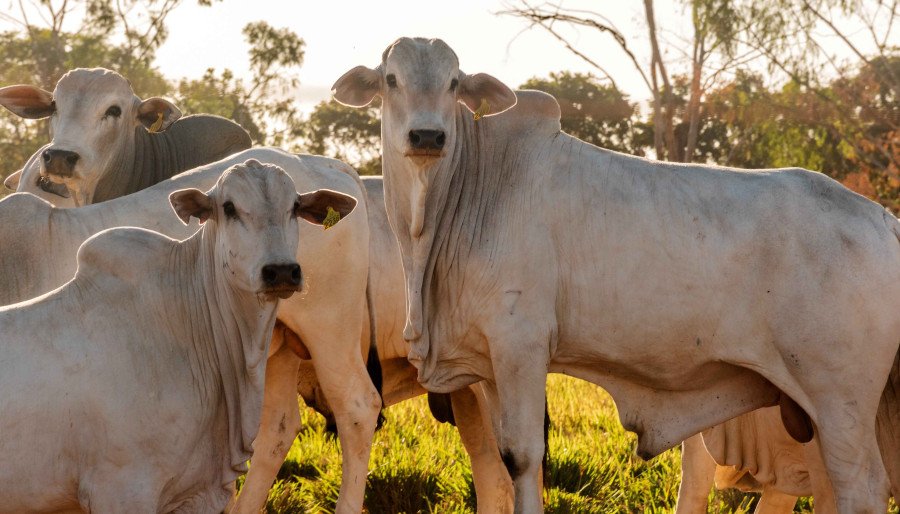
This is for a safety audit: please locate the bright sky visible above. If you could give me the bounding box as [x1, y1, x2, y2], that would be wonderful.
[153, 0, 684, 111]
[3, 0, 888, 112]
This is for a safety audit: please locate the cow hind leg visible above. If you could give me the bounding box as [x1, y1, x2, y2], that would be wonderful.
[452, 385, 514, 513]
[228, 336, 303, 514]
[674, 434, 716, 514]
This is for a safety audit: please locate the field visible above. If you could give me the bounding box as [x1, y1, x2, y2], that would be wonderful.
[246, 374, 900, 514]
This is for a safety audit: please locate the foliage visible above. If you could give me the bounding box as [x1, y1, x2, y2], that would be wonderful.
[297, 99, 382, 175]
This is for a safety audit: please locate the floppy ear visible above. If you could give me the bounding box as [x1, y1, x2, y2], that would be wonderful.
[137, 97, 182, 132]
[295, 189, 358, 226]
[3, 169, 22, 191]
[458, 73, 517, 118]
[169, 188, 212, 225]
[332, 66, 382, 107]
[0, 85, 55, 119]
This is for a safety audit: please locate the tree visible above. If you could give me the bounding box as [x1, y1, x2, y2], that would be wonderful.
[519, 72, 642, 154]
[500, 0, 754, 163]
[297, 99, 382, 175]
[175, 21, 306, 145]
[0, 0, 215, 183]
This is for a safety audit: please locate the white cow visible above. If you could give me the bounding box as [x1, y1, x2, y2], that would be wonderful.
[0, 67, 251, 205]
[0, 159, 357, 512]
[230, 175, 516, 514]
[0, 147, 382, 513]
[334, 37, 900, 512]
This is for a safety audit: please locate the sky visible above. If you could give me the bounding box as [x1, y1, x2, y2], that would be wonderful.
[152, 0, 683, 111]
[3, 0, 890, 112]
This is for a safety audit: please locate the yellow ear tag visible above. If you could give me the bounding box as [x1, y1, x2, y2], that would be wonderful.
[149, 112, 164, 133]
[322, 206, 341, 230]
[473, 98, 491, 121]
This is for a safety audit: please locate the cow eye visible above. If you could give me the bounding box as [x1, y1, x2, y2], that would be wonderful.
[223, 201, 238, 219]
[449, 78, 459, 92]
[104, 105, 121, 118]
[386, 74, 397, 89]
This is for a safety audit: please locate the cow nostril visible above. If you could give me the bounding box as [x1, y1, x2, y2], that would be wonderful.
[65, 154, 79, 166]
[261, 266, 277, 286]
[42, 151, 51, 163]
[409, 131, 421, 146]
[291, 265, 301, 285]
[435, 132, 446, 148]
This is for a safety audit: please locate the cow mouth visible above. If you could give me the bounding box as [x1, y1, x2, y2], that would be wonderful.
[258, 286, 300, 301]
[36, 175, 71, 198]
[404, 149, 444, 158]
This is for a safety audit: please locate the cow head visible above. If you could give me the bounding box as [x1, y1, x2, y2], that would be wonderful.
[0, 68, 182, 205]
[168, 159, 357, 301]
[332, 37, 516, 169]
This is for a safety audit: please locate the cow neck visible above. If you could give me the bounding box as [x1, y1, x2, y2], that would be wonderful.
[92, 116, 251, 204]
[384, 106, 511, 380]
[92, 126, 170, 204]
[166, 225, 278, 488]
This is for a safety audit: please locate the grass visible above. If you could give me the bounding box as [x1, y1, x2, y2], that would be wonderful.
[254, 375, 899, 513]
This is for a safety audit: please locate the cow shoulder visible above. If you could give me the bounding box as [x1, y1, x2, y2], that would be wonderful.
[75, 227, 178, 286]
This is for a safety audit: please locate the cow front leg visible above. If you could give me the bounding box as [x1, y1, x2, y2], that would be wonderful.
[306, 323, 381, 514]
[814, 401, 891, 513]
[674, 434, 716, 514]
[481, 338, 549, 514]
[228, 334, 303, 514]
[754, 487, 797, 514]
[452, 384, 514, 513]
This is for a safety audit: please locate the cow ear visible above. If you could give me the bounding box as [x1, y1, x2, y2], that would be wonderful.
[169, 188, 212, 225]
[137, 97, 182, 132]
[295, 189, 358, 227]
[0, 85, 55, 119]
[332, 66, 382, 107]
[458, 73, 517, 118]
[4, 169, 22, 191]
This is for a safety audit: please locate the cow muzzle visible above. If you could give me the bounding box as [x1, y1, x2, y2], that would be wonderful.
[41, 149, 80, 178]
[405, 129, 446, 160]
[259, 263, 302, 300]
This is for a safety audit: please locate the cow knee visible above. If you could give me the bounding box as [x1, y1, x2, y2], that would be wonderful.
[500, 449, 528, 480]
[500, 441, 543, 481]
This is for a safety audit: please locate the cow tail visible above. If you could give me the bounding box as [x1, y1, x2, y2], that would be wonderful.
[878, 213, 900, 498]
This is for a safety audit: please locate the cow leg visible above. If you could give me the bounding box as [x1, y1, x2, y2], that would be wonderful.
[753, 488, 797, 514]
[452, 384, 514, 513]
[480, 343, 548, 514]
[228, 335, 303, 514]
[813, 403, 891, 513]
[804, 439, 838, 514]
[304, 324, 381, 514]
[674, 434, 716, 514]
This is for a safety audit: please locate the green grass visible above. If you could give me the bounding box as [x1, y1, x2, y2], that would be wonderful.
[255, 375, 898, 513]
